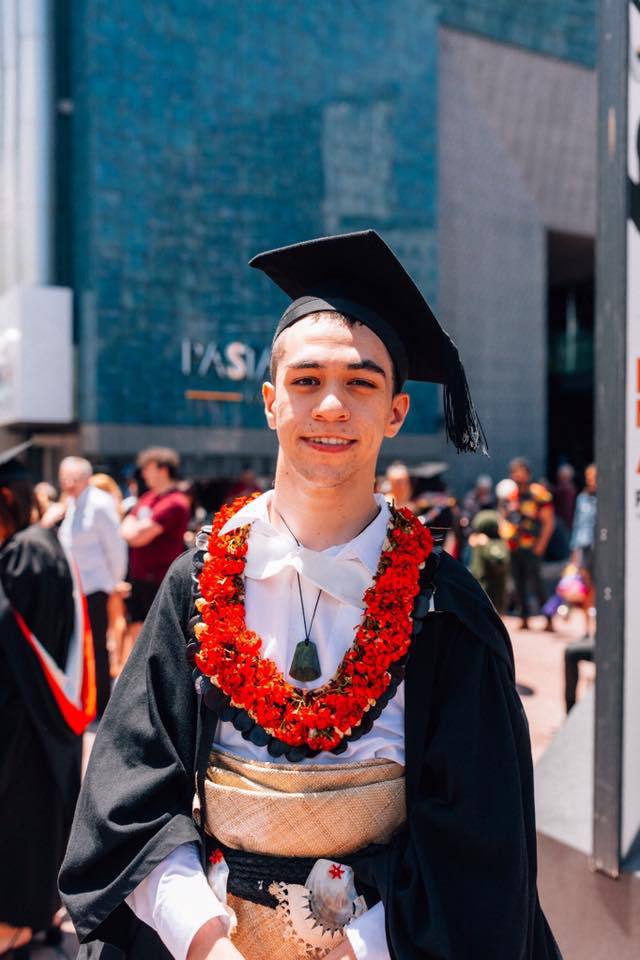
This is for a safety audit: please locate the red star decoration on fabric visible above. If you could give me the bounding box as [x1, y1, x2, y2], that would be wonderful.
[209, 848, 224, 865]
[329, 863, 345, 880]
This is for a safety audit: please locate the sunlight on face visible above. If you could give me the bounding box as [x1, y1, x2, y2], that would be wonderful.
[59, 466, 89, 499]
[262, 313, 410, 489]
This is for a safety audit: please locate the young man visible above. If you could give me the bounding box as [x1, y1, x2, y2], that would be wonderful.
[120, 447, 191, 658]
[61, 232, 561, 960]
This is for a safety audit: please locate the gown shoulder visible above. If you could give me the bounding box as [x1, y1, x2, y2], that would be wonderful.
[432, 549, 515, 676]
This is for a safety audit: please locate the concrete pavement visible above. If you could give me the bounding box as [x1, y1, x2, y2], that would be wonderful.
[507, 610, 595, 761]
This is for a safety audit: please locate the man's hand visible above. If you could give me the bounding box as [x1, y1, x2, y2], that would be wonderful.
[186, 917, 245, 960]
[323, 940, 357, 960]
[40, 501, 66, 528]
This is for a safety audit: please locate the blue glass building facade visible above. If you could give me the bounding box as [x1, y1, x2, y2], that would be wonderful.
[60, 0, 597, 476]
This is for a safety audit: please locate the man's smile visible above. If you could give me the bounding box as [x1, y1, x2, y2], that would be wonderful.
[301, 435, 357, 452]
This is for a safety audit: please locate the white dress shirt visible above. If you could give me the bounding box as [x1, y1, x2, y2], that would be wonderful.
[58, 485, 127, 595]
[127, 491, 400, 960]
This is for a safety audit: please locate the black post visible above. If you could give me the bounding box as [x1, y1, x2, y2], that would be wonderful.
[592, 0, 628, 878]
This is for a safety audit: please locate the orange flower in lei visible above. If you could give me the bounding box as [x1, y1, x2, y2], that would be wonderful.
[195, 494, 433, 753]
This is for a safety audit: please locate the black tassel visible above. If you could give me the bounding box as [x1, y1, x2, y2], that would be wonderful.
[443, 349, 488, 454]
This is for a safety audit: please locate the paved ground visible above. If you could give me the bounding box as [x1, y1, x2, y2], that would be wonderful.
[507, 610, 595, 761]
[29, 607, 594, 958]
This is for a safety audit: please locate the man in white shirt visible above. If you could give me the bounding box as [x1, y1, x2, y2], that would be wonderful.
[58, 457, 127, 717]
[61, 232, 561, 960]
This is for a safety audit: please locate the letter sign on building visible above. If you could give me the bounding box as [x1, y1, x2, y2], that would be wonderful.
[181, 338, 270, 388]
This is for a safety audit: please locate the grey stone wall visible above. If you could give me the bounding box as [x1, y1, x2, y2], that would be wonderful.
[437, 27, 596, 494]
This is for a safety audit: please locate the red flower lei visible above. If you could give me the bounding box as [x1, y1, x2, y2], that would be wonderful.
[195, 495, 433, 753]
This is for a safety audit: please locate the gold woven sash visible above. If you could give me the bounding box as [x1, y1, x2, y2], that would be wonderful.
[194, 750, 406, 960]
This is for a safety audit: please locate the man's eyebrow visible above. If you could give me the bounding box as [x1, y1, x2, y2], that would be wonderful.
[285, 360, 324, 370]
[347, 360, 387, 378]
[285, 359, 387, 378]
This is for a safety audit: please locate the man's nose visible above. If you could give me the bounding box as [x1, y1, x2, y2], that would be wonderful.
[312, 388, 349, 419]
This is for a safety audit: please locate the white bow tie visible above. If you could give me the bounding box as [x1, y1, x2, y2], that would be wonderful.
[243, 522, 374, 609]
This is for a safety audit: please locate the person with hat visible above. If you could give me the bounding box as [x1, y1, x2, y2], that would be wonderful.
[468, 509, 511, 615]
[0, 444, 94, 956]
[60, 231, 561, 960]
[459, 474, 497, 556]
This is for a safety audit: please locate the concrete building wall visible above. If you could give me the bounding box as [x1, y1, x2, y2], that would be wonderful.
[437, 27, 597, 492]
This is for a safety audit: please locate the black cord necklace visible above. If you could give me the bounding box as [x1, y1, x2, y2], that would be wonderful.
[275, 509, 323, 682]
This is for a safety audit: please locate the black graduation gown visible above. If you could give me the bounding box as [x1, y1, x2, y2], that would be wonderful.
[0, 524, 81, 930]
[59, 549, 561, 960]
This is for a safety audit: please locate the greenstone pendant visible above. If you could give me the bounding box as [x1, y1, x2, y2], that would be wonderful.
[288, 639, 322, 682]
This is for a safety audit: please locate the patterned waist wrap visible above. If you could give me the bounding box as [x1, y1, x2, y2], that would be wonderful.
[193, 749, 406, 960]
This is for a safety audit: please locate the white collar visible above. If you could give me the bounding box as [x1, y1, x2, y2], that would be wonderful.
[70, 486, 91, 507]
[220, 490, 390, 576]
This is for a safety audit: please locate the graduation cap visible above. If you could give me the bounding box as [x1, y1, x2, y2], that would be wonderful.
[249, 230, 487, 454]
[0, 440, 33, 484]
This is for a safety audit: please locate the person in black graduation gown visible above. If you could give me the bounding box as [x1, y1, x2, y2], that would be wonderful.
[0, 447, 82, 956]
[60, 231, 561, 960]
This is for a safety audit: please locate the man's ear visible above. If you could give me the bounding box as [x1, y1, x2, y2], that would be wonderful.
[262, 381, 277, 431]
[384, 392, 410, 438]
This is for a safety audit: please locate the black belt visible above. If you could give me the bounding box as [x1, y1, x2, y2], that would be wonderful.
[217, 843, 378, 910]
[221, 845, 316, 908]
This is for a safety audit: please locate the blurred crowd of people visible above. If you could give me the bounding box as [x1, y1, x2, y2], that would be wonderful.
[379, 458, 596, 621]
[28, 449, 262, 721]
[379, 456, 598, 716]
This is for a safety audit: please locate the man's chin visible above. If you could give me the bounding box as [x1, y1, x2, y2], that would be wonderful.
[291, 460, 361, 490]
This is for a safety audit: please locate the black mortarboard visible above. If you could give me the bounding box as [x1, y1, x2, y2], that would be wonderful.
[0, 441, 33, 484]
[249, 230, 487, 453]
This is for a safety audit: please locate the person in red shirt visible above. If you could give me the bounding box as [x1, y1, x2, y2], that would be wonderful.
[121, 448, 190, 660]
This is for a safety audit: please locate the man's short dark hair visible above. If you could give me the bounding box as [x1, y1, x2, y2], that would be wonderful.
[137, 447, 180, 479]
[509, 457, 531, 476]
[269, 312, 402, 395]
